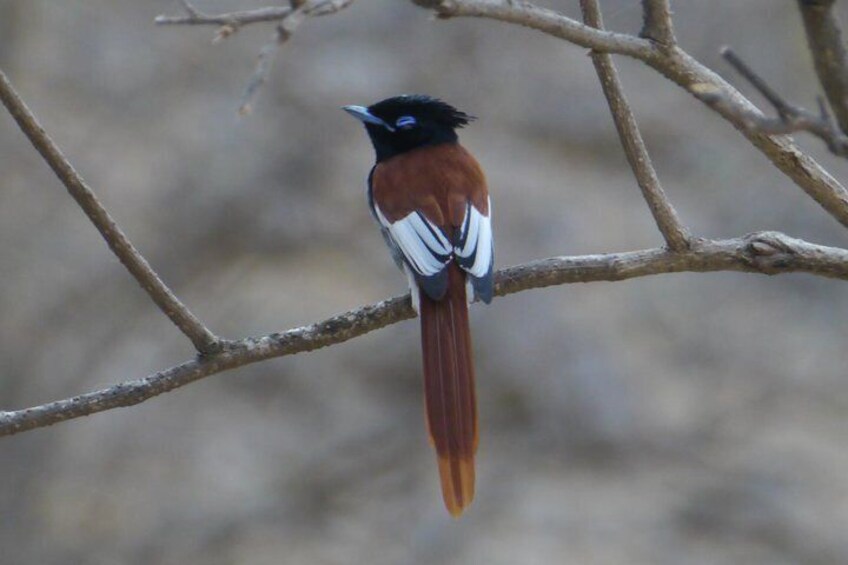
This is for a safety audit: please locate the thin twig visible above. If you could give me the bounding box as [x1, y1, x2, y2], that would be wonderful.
[179, 0, 201, 18]
[155, 5, 294, 26]
[238, 23, 297, 116]
[721, 48, 793, 114]
[155, 0, 353, 26]
[797, 0, 848, 134]
[156, 0, 355, 114]
[640, 0, 676, 47]
[580, 0, 690, 251]
[306, 0, 356, 17]
[2, 231, 847, 437]
[0, 70, 222, 354]
[699, 47, 848, 156]
[415, 0, 848, 230]
[237, 0, 345, 115]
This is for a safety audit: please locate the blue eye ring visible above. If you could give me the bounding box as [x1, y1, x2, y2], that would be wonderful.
[396, 115, 417, 129]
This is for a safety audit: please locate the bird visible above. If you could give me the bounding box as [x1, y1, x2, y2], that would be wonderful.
[344, 95, 493, 517]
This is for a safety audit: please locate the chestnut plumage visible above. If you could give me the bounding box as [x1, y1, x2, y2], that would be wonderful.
[345, 95, 493, 517]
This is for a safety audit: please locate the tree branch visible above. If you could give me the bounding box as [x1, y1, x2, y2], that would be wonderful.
[797, 0, 848, 134]
[155, 4, 294, 27]
[0, 69, 222, 354]
[238, 16, 304, 116]
[414, 0, 657, 59]
[580, 0, 690, 251]
[414, 0, 848, 231]
[154, 0, 355, 28]
[3, 231, 848, 437]
[156, 0, 355, 113]
[640, 0, 676, 47]
[697, 47, 848, 157]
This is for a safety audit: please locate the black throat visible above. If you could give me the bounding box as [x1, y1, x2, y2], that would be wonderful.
[367, 124, 459, 163]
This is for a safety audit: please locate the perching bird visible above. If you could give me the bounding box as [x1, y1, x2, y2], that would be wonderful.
[344, 95, 493, 517]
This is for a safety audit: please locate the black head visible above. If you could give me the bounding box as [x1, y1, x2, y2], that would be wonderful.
[344, 95, 475, 162]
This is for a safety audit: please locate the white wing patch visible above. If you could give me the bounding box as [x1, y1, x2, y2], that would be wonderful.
[455, 198, 492, 279]
[373, 198, 492, 306]
[374, 206, 451, 277]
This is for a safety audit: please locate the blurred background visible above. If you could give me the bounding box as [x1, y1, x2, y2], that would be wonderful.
[3, 1, 848, 563]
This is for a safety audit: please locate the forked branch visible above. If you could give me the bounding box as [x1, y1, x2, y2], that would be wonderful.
[3, 230, 848, 437]
[702, 47, 848, 157]
[155, 0, 355, 113]
[158, 2, 848, 229]
[640, 0, 676, 47]
[580, 0, 690, 251]
[155, 3, 294, 27]
[413, 0, 848, 230]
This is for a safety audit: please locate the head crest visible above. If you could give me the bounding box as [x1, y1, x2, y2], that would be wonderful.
[368, 95, 475, 129]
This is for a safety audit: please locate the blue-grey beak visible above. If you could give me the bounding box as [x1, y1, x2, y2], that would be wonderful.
[343, 105, 395, 131]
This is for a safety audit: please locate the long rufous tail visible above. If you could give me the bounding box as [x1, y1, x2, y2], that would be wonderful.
[419, 263, 478, 517]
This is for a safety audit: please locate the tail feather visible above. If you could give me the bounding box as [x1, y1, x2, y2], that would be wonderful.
[420, 264, 478, 517]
